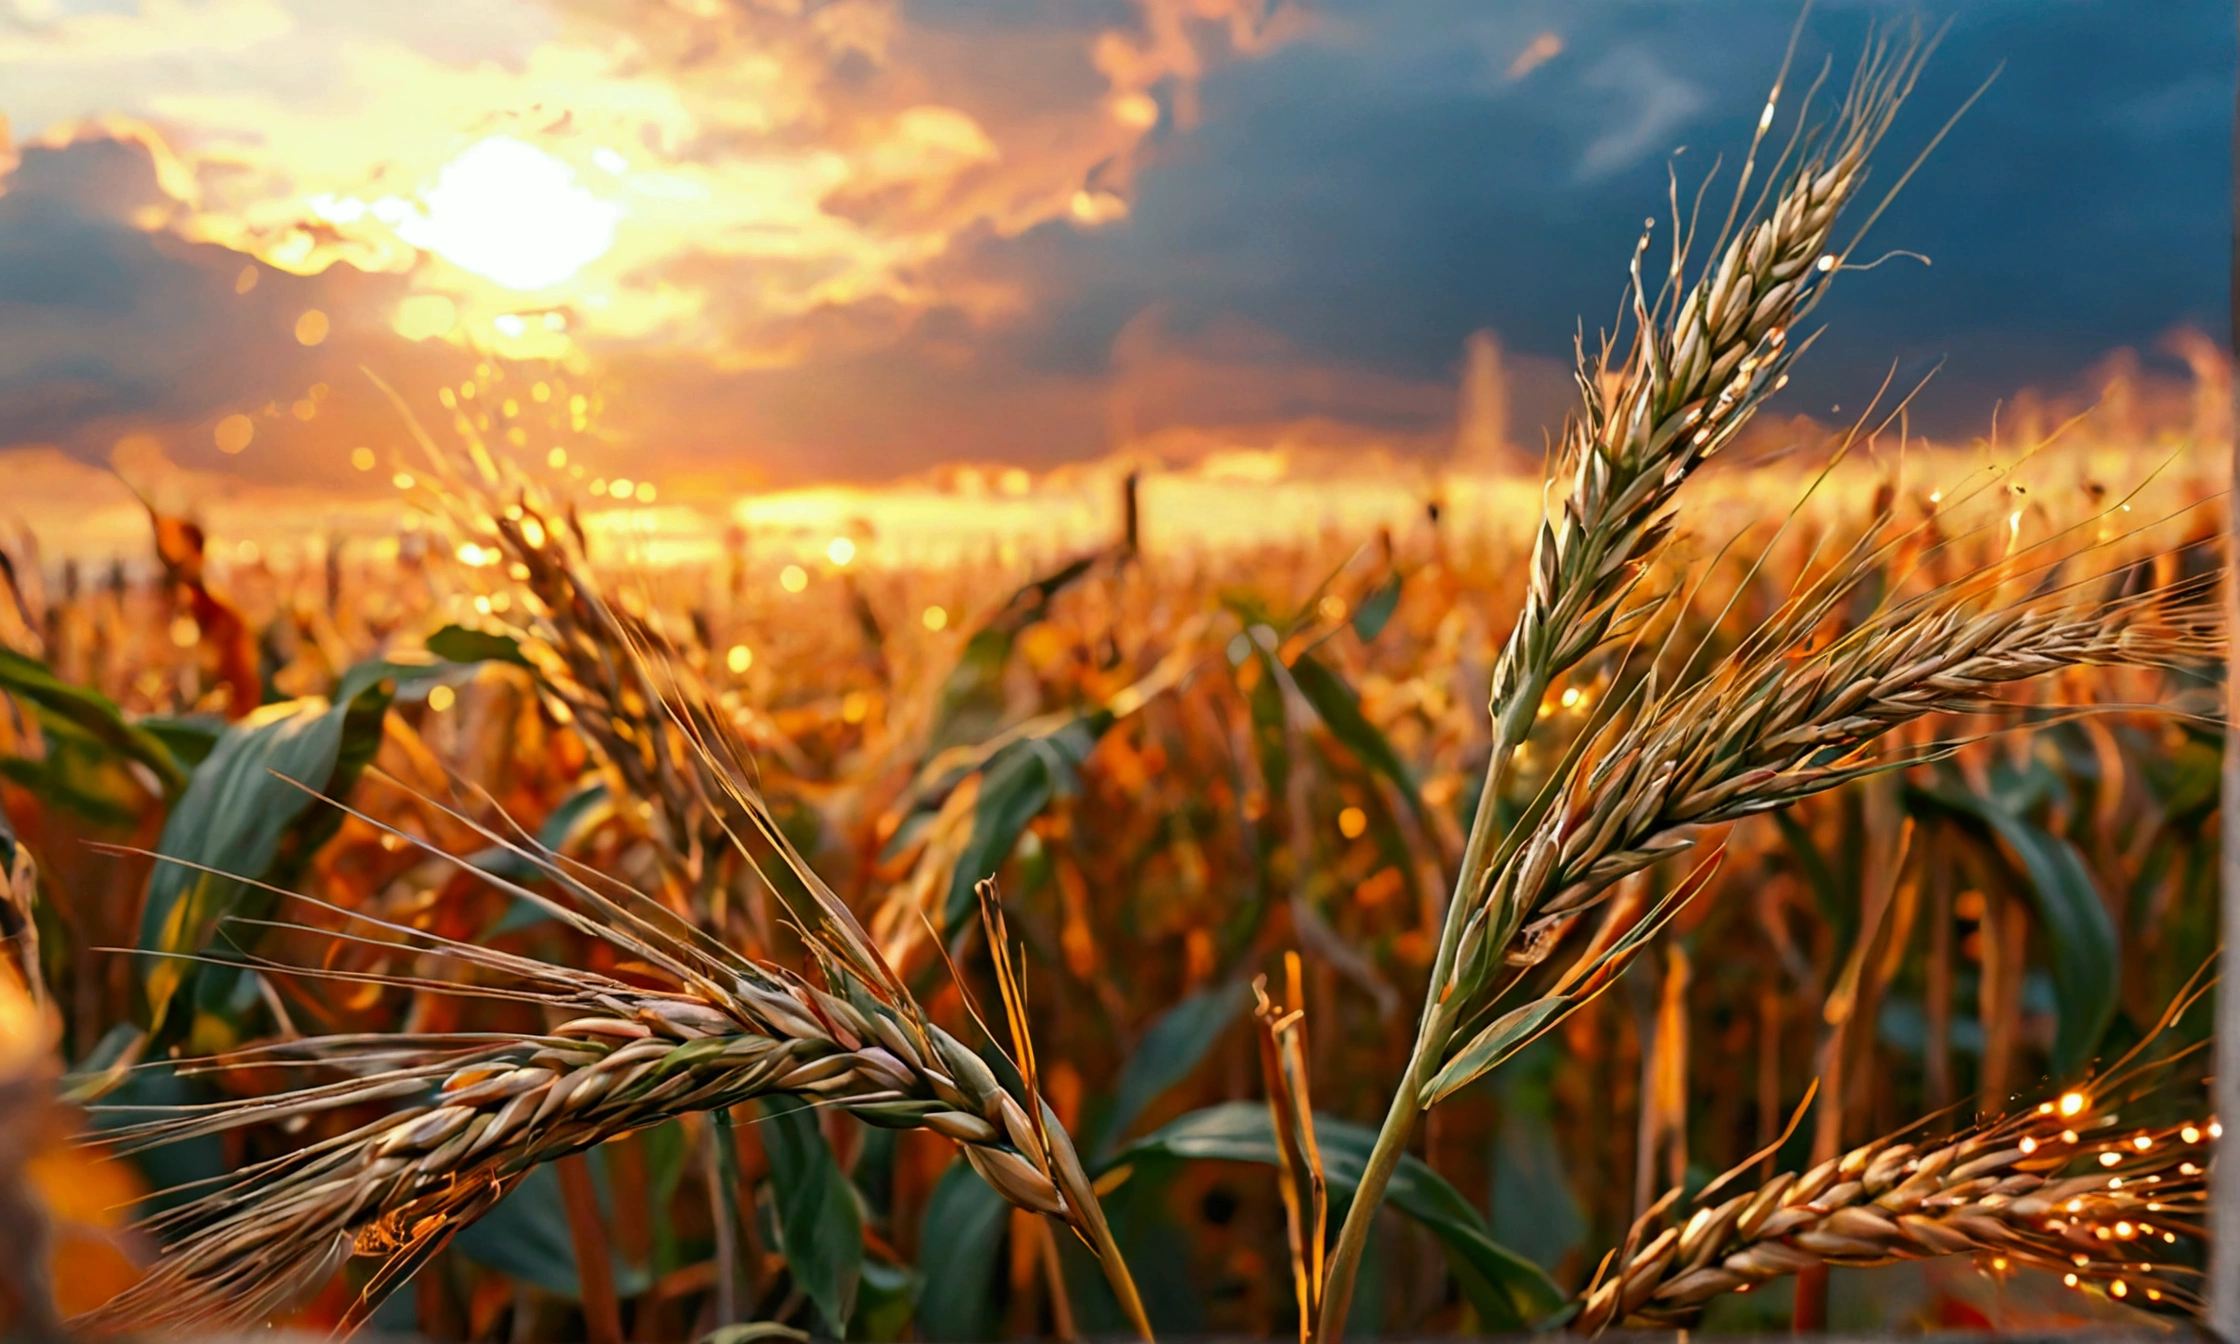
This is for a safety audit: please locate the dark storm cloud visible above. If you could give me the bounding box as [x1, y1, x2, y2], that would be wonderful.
[0, 136, 466, 483]
[966, 0, 2233, 441]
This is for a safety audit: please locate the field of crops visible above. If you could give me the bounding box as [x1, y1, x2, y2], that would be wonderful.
[0, 34, 2227, 1344]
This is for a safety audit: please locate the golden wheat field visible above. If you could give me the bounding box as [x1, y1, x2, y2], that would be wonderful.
[0, 9, 2233, 1343]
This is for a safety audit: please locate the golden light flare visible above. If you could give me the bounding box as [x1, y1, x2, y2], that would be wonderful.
[213, 414, 254, 455]
[393, 294, 457, 342]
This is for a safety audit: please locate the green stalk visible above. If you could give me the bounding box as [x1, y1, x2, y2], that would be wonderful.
[709, 1107, 744, 1327]
[1315, 996, 1456, 1344]
[1315, 678, 1530, 1344]
[1312, 34, 1926, 1337]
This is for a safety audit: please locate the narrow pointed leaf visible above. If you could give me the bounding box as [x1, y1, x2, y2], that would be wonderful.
[138, 667, 394, 1041]
[1421, 998, 1570, 1107]
[1350, 573, 1403, 644]
[1093, 979, 1253, 1158]
[0, 646, 185, 795]
[1288, 652, 1421, 813]
[913, 1161, 1007, 1342]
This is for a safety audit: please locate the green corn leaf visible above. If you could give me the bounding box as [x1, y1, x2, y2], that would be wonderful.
[0, 723, 147, 829]
[0, 646, 186, 796]
[139, 714, 227, 771]
[138, 666, 394, 1044]
[1106, 1102, 1562, 1329]
[1092, 978, 1253, 1158]
[942, 713, 1109, 932]
[913, 1161, 1007, 1342]
[1350, 572, 1403, 643]
[1288, 650, 1421, 814]
[425, 622, 536, 669]
[927, 554, 1100, 752]
[761, 1096, 864, 1337]
[453, 1163, 581, 1296]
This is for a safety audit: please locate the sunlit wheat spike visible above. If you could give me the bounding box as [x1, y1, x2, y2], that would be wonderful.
[72, 607, 1151, 1333]
[1480, 31, 1929, 770]
[73, 841, 1146, 1336]
[1417, 550, 2220, 1104]
[1574, 1081, 2216, 1331]
[1321, 36, 1965, 1342]
[1489, 574, 2217, 953]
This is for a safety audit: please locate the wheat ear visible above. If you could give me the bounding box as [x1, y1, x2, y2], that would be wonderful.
[1318, 36, 1936, 1339]
[1576, 1076, 2217, 1330]
[77, 597, 1153, 1337]
[75, 814, 1147, 1335]
[1417, 552, 2217, 1105]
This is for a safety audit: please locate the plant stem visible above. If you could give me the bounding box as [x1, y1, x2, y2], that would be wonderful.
[1315, 995, 1457, 1344]
[707, 1109, 743, 1328]
[1083, 1206, 1156, 1341]
[1316, 668, 1535, 1344]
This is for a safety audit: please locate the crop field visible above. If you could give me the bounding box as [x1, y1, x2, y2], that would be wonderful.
[0, 19, 2229, 1344]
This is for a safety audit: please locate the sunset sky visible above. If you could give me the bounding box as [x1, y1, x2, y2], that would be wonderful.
[0, 0, 2228, 505]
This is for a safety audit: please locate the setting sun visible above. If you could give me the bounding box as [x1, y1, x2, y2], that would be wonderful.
[379, 136, 621, 292]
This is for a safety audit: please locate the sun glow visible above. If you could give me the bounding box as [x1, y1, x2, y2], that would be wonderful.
[367, 137, 621, 292]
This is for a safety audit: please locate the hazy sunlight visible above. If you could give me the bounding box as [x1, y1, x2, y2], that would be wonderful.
[383, 136, 621, 291]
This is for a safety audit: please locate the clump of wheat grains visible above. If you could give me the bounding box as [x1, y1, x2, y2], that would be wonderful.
[78, 699, 1150, 1336]
[1576, 1080, 2216, 1329]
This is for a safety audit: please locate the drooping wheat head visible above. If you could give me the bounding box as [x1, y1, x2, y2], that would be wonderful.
[1575, 1063, 2218, 1330]
[75, 514, 1152, 1335]
[76, 793, 1148, 1335]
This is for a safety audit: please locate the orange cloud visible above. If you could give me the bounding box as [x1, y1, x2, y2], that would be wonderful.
[1504, 32, 1563, 81]
[3, 0, 1299, 366]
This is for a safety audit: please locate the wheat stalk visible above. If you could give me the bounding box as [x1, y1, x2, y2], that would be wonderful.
[1575, 1078, 2217, 1330]
[371, 373, 743, 915]
[1414, 550, 2217, 1104]
[75, 810, 1148, 1335]
[77, 427, 1153, 1334]
[1253, 953, 1327, 1344]
[1318, 34, 1943, 1337]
